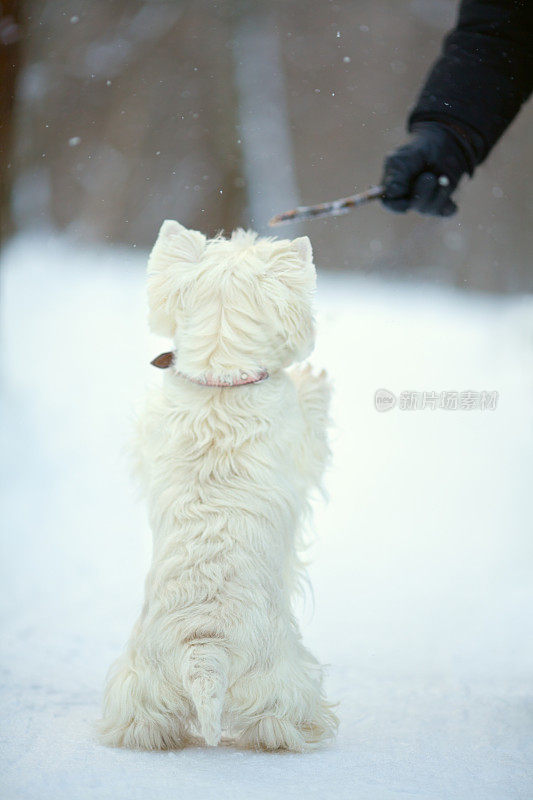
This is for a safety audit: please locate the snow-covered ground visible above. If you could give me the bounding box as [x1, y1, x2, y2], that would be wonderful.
[1, 232, 532, 800]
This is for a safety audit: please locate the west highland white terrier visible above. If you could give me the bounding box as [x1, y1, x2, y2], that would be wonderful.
[99, 221, 337, 751]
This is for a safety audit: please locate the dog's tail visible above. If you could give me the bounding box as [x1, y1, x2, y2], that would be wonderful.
[182, 640, 228, 746]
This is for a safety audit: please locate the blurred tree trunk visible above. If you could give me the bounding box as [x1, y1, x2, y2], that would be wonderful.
[0, 0, 21, 242]
[233, 7, 299, 234]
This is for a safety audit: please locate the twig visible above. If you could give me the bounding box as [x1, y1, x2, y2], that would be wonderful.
[269, 185, 385, 226]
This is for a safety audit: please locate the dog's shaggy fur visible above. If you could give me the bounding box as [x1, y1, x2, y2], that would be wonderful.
[99, 221, 337, 752]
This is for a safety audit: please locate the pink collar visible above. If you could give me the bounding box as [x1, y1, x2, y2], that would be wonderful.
[150, 351, 269, 387]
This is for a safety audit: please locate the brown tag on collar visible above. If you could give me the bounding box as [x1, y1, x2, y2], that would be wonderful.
[151, 351, 174, 369]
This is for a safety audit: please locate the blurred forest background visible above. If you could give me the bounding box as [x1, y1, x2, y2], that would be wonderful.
[1, 0, 532, 292]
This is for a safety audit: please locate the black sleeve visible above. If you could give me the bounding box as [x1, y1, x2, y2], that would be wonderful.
[408, 0, 533, 164]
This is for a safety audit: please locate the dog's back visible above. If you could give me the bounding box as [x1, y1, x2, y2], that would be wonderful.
[139, 373, 309, 741]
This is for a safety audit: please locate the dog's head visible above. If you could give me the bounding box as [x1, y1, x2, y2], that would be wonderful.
[147, 220, 317, 378]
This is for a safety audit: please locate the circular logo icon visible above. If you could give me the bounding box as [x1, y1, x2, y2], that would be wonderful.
[374, 388, 396, 412]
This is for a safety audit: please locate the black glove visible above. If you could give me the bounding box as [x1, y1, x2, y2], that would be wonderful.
[381, 121, 476, 217]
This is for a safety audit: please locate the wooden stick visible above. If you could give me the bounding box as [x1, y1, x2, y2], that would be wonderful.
[269, 185, 385, 226]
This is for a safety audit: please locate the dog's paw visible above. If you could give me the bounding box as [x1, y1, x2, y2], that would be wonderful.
[98, 715, 186, 751]
[290, 364, 330, 396]
[237, 716, 307, 752]
[292, 367, 332, 424]
[307, 368, 330, 401]
[235, 701, 338, 753]
[288, 362, 312, 386]
[300, 701, 339, 746]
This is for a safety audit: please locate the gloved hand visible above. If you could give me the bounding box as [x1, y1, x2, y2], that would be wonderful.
[381, 121, 474, 216]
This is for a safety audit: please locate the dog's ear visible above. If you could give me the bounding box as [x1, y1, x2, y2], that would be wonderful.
[291, 236, 313, 267]
[147, 220, 206, 337]
[274, 235, 316, 293]
[266, 235, 316, 363]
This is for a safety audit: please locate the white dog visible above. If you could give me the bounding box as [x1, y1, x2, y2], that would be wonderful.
[99, 221, 337, 752]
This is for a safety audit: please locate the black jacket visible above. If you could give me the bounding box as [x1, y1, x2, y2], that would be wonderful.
[409, 0, 533, 167]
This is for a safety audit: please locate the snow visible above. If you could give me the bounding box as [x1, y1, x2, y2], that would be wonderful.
[1, 232, 532, 800]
